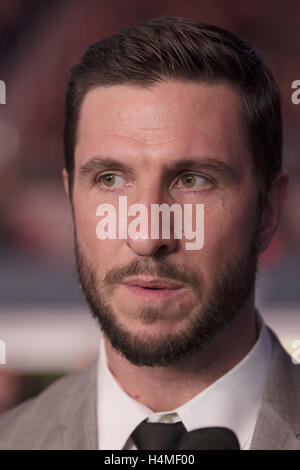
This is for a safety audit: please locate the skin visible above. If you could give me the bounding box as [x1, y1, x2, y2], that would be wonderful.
[63, 80, 288, 411]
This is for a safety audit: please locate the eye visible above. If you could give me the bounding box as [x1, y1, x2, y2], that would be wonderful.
[177, 174, 211, 190]
[96, 173, 126, 189]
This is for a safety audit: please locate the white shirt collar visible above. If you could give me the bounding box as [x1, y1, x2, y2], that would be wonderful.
[97, 308, 272, 450]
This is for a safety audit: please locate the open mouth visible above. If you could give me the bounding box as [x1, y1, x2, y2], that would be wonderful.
[121, 277, 184, 299]
[124, 284, 183, 299]
[143, 287, 164, 290]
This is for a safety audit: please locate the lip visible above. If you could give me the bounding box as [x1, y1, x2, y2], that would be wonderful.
[123, 278, 183, 289]
[122, 278, 184, 300]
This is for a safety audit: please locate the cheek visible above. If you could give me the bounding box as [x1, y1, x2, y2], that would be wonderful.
[195, 196, 256, 279]
[74, 199, 98, 245]
[74, 199, 118, 269]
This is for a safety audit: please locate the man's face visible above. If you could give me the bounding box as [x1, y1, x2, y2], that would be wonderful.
[69, 80, 261, 367]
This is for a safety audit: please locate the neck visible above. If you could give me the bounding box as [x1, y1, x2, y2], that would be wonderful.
[103, 300, 258, 412]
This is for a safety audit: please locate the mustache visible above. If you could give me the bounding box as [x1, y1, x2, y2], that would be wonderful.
[102, 257, 202, 294]
[73, 237, 203, 297]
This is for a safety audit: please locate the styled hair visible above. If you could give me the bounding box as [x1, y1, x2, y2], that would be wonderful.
[64, 16, 282, 206]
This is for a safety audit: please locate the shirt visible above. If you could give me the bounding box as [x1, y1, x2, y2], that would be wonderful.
[97, 308, 272, 450]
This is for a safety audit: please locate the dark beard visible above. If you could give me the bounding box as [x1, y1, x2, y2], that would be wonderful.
[73, 211, 261, 367]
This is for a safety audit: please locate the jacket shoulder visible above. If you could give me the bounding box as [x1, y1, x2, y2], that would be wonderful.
[250, 326, 300, 449]
[0, 361, 96, 449]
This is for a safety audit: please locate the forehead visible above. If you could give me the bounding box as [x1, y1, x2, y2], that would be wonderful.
[75, 80, 249, 169]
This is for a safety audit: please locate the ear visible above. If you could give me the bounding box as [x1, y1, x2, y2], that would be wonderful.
[258, 169, 289, 253]
[62, 168, 69, 198]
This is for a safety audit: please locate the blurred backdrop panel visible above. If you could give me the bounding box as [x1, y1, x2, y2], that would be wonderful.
[0, 0, 299, 412]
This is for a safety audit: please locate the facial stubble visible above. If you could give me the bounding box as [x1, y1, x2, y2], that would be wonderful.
[73, 204, 261, 367]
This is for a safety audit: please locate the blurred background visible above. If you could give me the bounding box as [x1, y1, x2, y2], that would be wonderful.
[0, 0, 299, 413]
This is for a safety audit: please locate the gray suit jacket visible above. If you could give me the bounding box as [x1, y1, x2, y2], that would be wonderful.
[0, 326, 299, 450]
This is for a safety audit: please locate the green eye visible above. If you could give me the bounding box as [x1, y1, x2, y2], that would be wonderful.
[102, 174, 115, 186]
[181, 175, 196, 188]
[97, 173, 125, 189]
[179, 174, 209, 189]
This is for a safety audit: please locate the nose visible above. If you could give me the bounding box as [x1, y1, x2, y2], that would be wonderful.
[124, 188, 179, 257]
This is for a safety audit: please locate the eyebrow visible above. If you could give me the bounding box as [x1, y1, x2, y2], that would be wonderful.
[78, 156, 241, 183]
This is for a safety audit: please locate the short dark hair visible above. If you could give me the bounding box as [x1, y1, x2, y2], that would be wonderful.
[64, 16, 282, 206]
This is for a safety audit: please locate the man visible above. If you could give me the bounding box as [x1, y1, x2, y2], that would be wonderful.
[0, 16, 299, 450]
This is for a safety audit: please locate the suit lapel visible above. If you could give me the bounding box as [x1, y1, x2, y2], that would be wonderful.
[54, 326, 300, 450]
[250, 401, 300, 449]
[60, 357, 99, 450]
[250, 327, 300, 450]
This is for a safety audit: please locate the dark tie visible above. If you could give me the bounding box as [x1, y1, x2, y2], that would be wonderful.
[131, 418, 187, 450]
